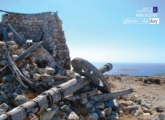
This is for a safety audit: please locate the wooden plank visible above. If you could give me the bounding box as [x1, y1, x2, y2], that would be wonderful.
[5, 51, 28, 88]
[1, 27, 7, 42]
[5, 52, 38, 91]
[0, 41, 43, 77]
[6, 23, 26, 45]
[89, 88, 133, 102]
[66, 88, 98, 101]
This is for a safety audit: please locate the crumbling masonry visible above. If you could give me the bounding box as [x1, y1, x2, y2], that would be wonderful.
[2, 11, 70, 70]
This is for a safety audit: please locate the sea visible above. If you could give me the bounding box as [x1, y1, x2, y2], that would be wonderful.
[92, 63, 165, 76]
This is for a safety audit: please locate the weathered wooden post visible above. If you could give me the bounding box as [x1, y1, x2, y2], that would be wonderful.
[6, 23, 26, 45]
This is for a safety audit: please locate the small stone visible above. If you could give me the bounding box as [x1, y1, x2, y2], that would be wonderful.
[80, 97, 88, 104]
[13, 95, 26, 106]
[0, 109, 4, 114]
[103, 108, 112, 117]
[40, 74, 52, 81]
[33, 73, 41, 81]
[40, 108, 59, 120]
[108, 111, 119, 120]
[60, 105, 71, 113]
[135, 98, 142, 104]
[127, 105, 139, 111]
[130, 94, 139, 101]
[118, 104, 124, 116]
[85, 102, 94, 110]
[55, 110, 66, 119]
[108, 99, 118, 110]
[6, 41, 16, 45]
[9, 44, 18, 51]
[0, 103, 9, 112]
[45, 67, 56, 75]
[28, 114, 38, 120]
[95, 102, 105, 110]
[142, 107, 152, 114]
[96, 110, 105, 119]
[131, 109, 139, 116]
[0, 92, 8, 101]
[155, 106, 164, 112]
[121, 95, 129, 100]
[158, 113, 165, 120]
[141, 103, 152, 109]
[0, 41, 5, 46]
[121, 101, 133, 106]
[12, 54, 18, 60]
[89, 112, 98, 120]
[143, 113, 150, 116]
[67, 111, 79, 120]
[0, 60, 8, 66]
[2, 74, 13, 83]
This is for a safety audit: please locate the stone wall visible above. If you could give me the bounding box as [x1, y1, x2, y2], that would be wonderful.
[2, 12, 70, 69]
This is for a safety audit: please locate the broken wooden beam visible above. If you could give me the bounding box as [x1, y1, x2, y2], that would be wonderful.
[0, 41, 43, 77]
[6, 23, 26, 45]
[5, 52, 38, 92]
[1, 27, 7, 42]
[66, 88, 98, 101]
[89, 88, 133, 102]
[5, 51, 28, 88]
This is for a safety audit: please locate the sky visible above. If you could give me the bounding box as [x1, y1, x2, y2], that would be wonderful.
[0, 0, 165, 63]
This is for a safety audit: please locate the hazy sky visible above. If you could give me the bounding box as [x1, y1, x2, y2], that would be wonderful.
[0, 0, 164, 63]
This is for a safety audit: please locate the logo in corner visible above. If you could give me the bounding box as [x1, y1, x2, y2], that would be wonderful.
[153, 7, 158, 13]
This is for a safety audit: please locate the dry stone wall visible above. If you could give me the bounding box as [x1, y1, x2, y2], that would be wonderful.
[2, 12, 70, 70]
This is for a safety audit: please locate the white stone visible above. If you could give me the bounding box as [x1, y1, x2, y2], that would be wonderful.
[12, 54, 18, 60]
[33, 73, 41, 81]
[0, 41, 5, 46]
[45, 67, 56, 75]
[67, 111, 79, 120]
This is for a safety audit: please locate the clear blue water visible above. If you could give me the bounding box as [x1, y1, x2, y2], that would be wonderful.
[92, 62, 165, 76]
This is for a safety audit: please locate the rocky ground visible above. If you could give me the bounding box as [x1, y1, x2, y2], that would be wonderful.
[106, 75, 165, 120]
